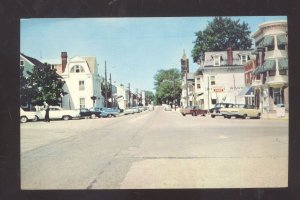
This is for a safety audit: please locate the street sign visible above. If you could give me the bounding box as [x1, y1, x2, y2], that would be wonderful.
[213, 87, 224, 93]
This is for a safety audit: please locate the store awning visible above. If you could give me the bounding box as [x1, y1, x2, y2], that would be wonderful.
[253, 66, 263, 75]
[262, 60, 276, 72]
[277, 34, 288, 46]
[237, 86, 254, 97]
[278, 58, 288, 70]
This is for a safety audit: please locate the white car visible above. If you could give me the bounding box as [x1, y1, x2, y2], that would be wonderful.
[20, 108, 38, 123]
[36, 106, 80, 121]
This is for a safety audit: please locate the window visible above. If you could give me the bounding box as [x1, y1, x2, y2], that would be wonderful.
[197, 84, 201, 89]
[20, 60, 24, 66]
[80, 98, 85, 109]
[279, 69, 287, 75]
[269, 70, 276, 76]
[241, 55, 248, 65]
[210, 76, 215, 85]
[79, 81, 85, 91]
[211, 99, 217, 104]
[70, 65, 85, 73]
[214, 55, 220, 66]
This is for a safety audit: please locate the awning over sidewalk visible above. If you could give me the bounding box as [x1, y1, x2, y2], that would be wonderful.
[262, 60, 276, 72]
[238, 86, 254, 97]
[278, 58, 288, 70]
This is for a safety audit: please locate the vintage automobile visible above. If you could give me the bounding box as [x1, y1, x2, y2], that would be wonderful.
[124, 108, 135, 115]
[220, 104, 261, 119]
[36, 106, 81, 121]
[79, 108, 101, 119]
[180, 106, 207, 116]
[20, 108, 38, 123]
[209, 103, 235, 118]
[100, 108, 120, 118]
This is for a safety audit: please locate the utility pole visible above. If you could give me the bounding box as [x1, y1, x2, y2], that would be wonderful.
[185, 72, 188, 107]
[128, 83, 131, 107]
[110, 73, 112, 108]
[208, 76, 210, 110]
[173, 76, 176, 110]
[233, 74, 237, 104]
[105, 61, 108, 108]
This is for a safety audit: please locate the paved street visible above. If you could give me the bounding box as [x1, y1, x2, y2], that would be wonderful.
[21, 106, 288, 189]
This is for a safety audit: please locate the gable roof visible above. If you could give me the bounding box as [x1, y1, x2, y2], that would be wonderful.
[20, 53, 45, 68]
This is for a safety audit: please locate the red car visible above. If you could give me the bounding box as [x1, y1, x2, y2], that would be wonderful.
[180, 106, 208, 116]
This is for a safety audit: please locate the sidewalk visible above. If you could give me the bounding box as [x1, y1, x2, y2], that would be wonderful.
[261, 111, 289, 120]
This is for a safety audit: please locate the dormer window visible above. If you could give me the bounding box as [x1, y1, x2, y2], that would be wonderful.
[241, 54, 248, 65]
[214, 55, 220, 66]
[70, 65, 85, 73]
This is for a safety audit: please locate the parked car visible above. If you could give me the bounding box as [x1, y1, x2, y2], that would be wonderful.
[124, 108, 134, 115]
[36, 106, 80, 121]
[20, 108, 38, 123]
[100, 108, 120, 118]
[221, 104, 261, 119]
[209, 103, 235, 118]
[180, 106, 207, 116]
[79, 108, 101, 119]
[89, 107, 104, 118]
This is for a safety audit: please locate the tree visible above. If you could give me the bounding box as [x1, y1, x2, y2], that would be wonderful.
[144, 90, 155, 105]
[26, 63, 66, 106]
[154, 68, 182, 105]
[191, 17, 252, 63]
[101, 77, 112, 107]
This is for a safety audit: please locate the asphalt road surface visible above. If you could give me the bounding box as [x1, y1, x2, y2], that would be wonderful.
[21, 106, 288, 189]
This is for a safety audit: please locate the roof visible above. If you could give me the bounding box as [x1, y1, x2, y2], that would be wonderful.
[203, 50, 255, 67]
[20, 53, 44, 68]
[82, 56, 97, 74]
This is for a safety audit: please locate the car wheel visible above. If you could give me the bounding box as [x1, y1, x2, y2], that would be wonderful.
[20, 116, 28, 123]
[108, 114, 112, 118]
[91, 114, 96, 119]
[182, 113, 186, 116]
[211, 115, 215, 118]
[242, 114, 247, 119]
[257, 113, 261, 119]
[63, 115, 70, 120]
[227, 115, 231, 119]
[32, 116, 38, 122]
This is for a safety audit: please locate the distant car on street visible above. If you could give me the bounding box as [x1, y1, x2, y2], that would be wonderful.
[124, 108, 135, 115]
[220, 104, 261, 119]
[209, 103, 235, 118]
[36, 106, 80, 121]
[180, 106, 207, 116]
[20, 108, 38, 123]
[164, 105, 172, 111]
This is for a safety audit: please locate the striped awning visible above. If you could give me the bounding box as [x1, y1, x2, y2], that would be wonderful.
[262, 60, 276, 72]
[278, 58, 288, 70]
[277, 34, 288, 46]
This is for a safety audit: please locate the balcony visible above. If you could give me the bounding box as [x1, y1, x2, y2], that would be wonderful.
[265, 75, 288, 87]
[252, 79, 263, 88]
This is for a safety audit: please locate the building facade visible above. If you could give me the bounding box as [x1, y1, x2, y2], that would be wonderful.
[251, 20, 288, 112]
[60, 52, 103, 110]
[194, 48, 255, 109]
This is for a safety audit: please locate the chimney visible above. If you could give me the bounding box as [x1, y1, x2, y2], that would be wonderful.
[227, 47, 233, 65]
[61, 52, 68, 73]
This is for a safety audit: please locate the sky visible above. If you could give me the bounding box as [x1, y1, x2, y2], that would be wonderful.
[20, 16, 287, 92]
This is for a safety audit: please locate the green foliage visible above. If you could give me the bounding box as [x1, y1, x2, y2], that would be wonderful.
[153, 68, 182, 104]
[101, 77, 112, 107]
[25, 63, 66, 106]
[144, 90, 155, 105]
[191, 17, 252, 62]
